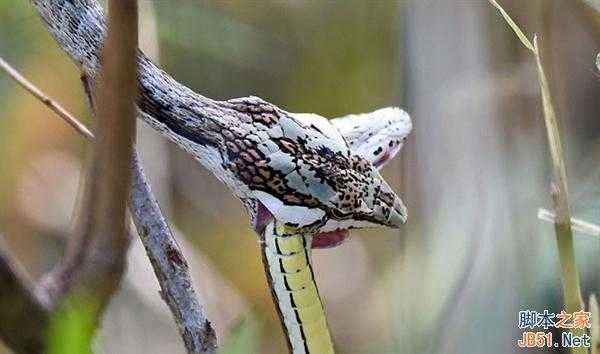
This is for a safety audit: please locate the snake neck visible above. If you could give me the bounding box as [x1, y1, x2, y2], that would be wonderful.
[260, 221, 335, 354]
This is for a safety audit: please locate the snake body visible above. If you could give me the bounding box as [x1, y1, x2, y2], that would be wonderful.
[262, 222, 333, 354]
[31, 1, 412, 353]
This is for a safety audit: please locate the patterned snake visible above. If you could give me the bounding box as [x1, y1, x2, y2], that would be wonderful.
[31, 1, 412, 353]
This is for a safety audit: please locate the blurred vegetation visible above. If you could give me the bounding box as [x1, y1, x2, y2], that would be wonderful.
[46, 298, 96, 354]
[1, 1, 599, 354]
[217, 315, 262, 354]
[490, 2, 588, 352]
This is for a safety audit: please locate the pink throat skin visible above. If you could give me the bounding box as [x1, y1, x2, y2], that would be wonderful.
[311, 230, 349, 248]
[254, 202, 350, 249]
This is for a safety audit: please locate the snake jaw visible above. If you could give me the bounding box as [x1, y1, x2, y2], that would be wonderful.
[251, 200, 348, 249]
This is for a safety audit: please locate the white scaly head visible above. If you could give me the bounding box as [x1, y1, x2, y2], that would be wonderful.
[293, 107, 412, 170]
[285, 107, 412, 247]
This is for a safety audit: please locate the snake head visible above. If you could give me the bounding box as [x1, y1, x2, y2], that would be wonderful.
[233, 102, 411, 248]
[329, 107, 412, 168]
[252, 150, 407, 247]
[303, 152, 407, 248]
[317, 153, 407, 229]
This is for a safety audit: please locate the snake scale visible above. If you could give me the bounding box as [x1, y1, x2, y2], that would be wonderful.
[31, 1, 412, 353]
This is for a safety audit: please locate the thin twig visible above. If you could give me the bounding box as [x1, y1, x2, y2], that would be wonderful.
[0, 57, 94, 140]
[538, 208, 600, 237]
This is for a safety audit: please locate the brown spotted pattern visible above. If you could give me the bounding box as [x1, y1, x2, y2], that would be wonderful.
[216, 97, 405, 231]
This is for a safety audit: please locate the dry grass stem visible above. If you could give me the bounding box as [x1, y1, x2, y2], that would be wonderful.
[538, 208, 600, 237]
[488, 2, 587, 353]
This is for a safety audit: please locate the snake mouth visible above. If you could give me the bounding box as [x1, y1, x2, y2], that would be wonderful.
[311, 229, 350, 249]
[373, 151, 391, 168]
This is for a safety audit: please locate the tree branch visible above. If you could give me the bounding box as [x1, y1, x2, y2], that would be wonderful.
[1, 52, 217, 354]
[129, 154, 217, 354]
[30, 0, 288, 176]
[42, 0, 138, 312]
[83, 63, 217, 354]
[0, 1, 138, 352]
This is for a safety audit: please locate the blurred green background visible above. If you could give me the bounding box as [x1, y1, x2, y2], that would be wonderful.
[0, 1, 599, 353]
